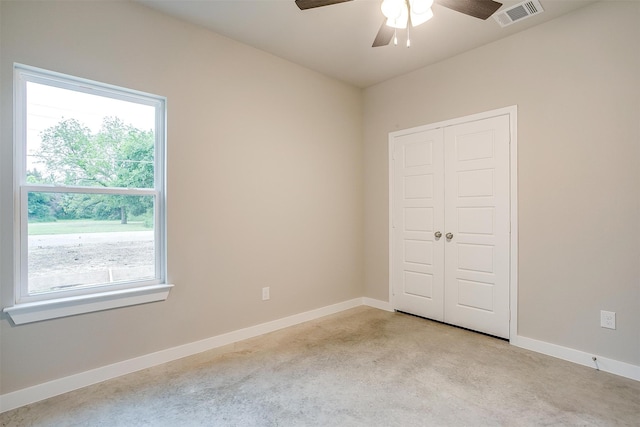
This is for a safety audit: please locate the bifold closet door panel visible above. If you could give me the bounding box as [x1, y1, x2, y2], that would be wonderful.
[443, 115, 511, 339]
[391, 129, 445, 321]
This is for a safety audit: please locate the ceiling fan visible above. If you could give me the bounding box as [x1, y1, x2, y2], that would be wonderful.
[295, 0, 503, 47]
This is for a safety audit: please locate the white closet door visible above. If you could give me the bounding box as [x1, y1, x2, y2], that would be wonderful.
[443, 115, 510, 338]
[391, 129, 445, 321]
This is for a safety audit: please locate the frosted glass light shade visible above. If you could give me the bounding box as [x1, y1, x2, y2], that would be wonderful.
[386, 1, 409, 28]
[410, 6, 433, 27]
[381, 0, 404, 20]
[410, 0, 434, 15]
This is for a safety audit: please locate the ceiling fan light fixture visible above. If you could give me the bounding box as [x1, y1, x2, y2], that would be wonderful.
[381, 0, 404, 20]
[410, 6, 433, 27]
[409, 0, 433, 15]
[385, 1, 408, 29]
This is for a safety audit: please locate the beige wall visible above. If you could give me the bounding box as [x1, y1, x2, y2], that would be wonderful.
[0, 1, 363, 393]
[1, 0, 638, 399]
[364, 1, 640, 365]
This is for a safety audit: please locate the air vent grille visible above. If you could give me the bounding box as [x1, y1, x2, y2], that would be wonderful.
[494, 0, 544, 27]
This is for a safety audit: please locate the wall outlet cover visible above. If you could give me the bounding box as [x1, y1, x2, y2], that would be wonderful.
[600, 310, 616, 330]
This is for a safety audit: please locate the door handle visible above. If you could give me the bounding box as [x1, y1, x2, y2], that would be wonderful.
[446, 232, 453, 240]
[434, 231, 442, 238]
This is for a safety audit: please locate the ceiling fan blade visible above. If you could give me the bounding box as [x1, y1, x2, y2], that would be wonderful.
[372, 20, 394, 47]
[436, 0, 503, 20]
[295, 0, 353, 10]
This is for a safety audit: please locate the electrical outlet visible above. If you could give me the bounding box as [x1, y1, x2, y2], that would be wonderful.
[600, 310, 616, 330]
[262, 287, 270, 301]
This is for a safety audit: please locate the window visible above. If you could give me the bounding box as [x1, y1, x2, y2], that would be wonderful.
[4, 64, 172, 324]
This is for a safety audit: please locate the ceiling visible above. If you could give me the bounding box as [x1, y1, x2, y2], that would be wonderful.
[137, 0, 597, 88]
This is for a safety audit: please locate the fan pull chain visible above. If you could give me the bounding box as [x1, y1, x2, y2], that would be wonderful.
[393, 28, 398, 46]
[406, 25, 411, 48]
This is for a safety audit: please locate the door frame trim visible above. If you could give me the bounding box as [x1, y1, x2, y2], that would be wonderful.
[388, 105, 518, 340]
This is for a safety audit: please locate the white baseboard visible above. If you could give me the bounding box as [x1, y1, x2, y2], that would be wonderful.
[511, 335, 640, 382]
[362, 297, 393, 312]
[0, 297, 366, 413]
[5, 299, 636, 414]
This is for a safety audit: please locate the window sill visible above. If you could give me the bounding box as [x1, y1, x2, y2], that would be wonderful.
[3, 284, 174, 325]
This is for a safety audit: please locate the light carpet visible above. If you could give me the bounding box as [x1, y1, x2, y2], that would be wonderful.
[1, 306, 639, 426]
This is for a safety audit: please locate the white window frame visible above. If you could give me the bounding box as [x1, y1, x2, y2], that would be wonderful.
[3, 64, 172, 325]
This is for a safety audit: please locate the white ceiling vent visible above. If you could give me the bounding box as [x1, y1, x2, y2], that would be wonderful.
[493, 0, 544, 27]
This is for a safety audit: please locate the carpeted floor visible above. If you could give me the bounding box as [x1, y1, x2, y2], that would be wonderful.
[1, 306, 639, 426]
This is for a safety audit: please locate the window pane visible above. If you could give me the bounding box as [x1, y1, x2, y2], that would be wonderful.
[28, 192, 156, 295]
[26, 82, 156, 188]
